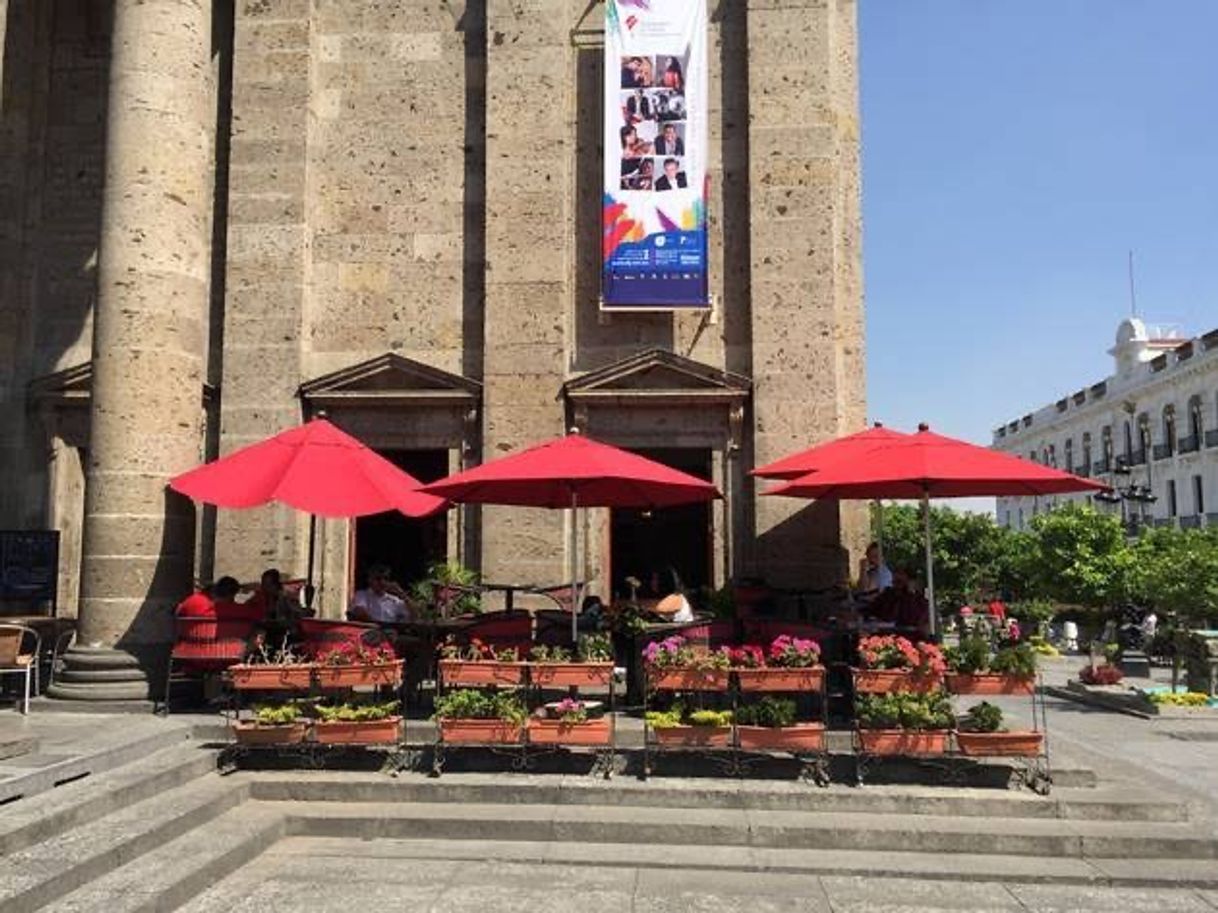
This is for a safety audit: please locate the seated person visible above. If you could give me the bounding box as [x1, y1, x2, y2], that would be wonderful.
[348, 564, 412, 624]
[243, 568, 313, 625]
[177, 576, 244, 618]
[646, 566, 695, 624]
[855, 542, 893, 597]
[864, 568, 927, 635]
[213, 576, 265, 623]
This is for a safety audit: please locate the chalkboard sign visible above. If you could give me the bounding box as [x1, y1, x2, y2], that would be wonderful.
[0, 530, 59, 613]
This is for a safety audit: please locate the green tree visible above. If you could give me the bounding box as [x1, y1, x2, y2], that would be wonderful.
[1023, 504, 1133, 608]
[1130, 526, 1218, 622]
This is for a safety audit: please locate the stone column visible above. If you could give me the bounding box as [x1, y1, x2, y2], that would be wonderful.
[49, 0, 213, 701]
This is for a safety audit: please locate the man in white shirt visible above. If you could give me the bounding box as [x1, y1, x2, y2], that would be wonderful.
[855, 542, 893, 596]
[349, 564, 411, 624]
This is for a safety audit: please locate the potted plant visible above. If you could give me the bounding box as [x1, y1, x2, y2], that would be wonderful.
[955, 701, 1043, 756]
[733, 636, 825, 692]
[854, 636, 945, 693]
[528, 634, 614, 688]
[735, 696, 825, 752]
[437, 638, 526, 686]
[856, 691, 953, 754]
[1078, 662, 1124, 685]
[433, 688, 526, 744]
[227, 643, 314, 691]
[643, 635, 731, 691]
[946, 637, 1036, 695]
[526, 697, 611, 746]
[314, 643, 404, 689]
[311, 699, 402, 745]
[645, 705, 733, 747]
[232, 702, 308, 745]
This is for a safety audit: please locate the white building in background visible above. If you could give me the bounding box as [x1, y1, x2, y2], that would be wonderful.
[993, 318, 1218, 533]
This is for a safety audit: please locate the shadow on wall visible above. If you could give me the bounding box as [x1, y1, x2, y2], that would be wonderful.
[753, 498, 847, 590]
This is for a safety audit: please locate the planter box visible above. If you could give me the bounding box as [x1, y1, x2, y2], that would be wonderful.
[315, 660, 404, 690]
[438, 660, 525, 687]
[526, 718, 612, 746]
[437, 719, 524, 744]
[852, 669, 942, 694]
[228, 664, 314, 691]
[736, 666, 825, 693]
[736, 723, 826, 752]
[529, 663, 613, 688]
[649, 725, 732, 747]
[857, 729, 950, 755]
[648, 668, 731, 692]
[956, 730, 1043, 757]
[946, 673, 1034, 696]
[313, 717, 402, 745]
[232, 721, 307, 746]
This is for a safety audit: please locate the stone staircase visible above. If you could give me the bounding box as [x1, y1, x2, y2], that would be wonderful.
[1, 736, 1216, 912]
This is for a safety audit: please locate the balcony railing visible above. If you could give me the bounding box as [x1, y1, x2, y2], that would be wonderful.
[1207, 429, 1218, 448]
[1128, 450, 1147, 466]
[1152, 443, 1173, 461]
[1179, 435, 1200, 454]
[1153, 517, 1175, 528]
[1093, 459, 1110, 474]
[1208, 513, 1218, 527]
[1180, 515, 1202, 530]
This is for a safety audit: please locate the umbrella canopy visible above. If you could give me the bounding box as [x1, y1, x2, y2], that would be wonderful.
[751, 424, 912, 480]
[169, 418, 447, 519]
[766, 426, 1109, 500]
[419, 432, 722, 508]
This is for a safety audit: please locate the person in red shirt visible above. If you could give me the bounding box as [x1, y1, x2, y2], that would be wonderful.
[176, 577, 244, 619]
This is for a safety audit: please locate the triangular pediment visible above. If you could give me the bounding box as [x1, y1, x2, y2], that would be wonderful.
[29, 362, 215, 407]
[564, 349, 750, 402]
[299, 353, 480, 407]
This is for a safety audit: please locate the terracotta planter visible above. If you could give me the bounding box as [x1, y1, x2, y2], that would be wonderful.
[946, 673, 1034, 696]
[736, 666, 825, 693]
[228, 664, 314, 691]
[526, 718, 612, 746]
[437, 718, 524, 744]
[648, 667, 731, 691]
[736, 723, 826, 752]
[529, 662, 613, 688]
[231, 721, 307, 746]
[852, 669, 942, 694]
[315, 660, 404, 690]
[649, 725, 732, 747]
[857, 729, 950, 755]
[439, 660, 525, 686]
[313, 717, 402, 745]
[956, 730, 1043, 757]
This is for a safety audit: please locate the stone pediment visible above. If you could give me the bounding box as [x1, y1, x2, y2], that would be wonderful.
[298, 353, 481, 409]
[28, 362, 216, 408]
[563, 348, 751, 406]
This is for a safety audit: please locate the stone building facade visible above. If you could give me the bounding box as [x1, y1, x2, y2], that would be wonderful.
[0, 0, 865, 698]
[994, 318, 1218, 533]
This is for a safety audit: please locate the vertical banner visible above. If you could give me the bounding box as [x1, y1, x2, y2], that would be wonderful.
[603, 0, 708, 310]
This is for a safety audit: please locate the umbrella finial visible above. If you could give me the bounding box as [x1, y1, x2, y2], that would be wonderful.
[568, 426, 581, 435]
[872, 421, 883, 428]
[917, 422, 929, 432]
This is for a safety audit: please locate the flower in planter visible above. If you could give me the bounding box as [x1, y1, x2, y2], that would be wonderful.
[944, 635, 991, 675]
[529, 644, 573, 663]
[313, 699, 400, 722]
[1078, 663, 1124, 685]
[768, 635, 821, 668]
[642, 635, 728, 671]
[577, 633, 613, 663]
[318, 643, 396, 667]
[252, 702, 303, 726]
[725, 644, 766, 669]
[858, 635, 945, 677]
[856, 692, 953, 731]
[432, 688, 528, 723]
[552, 697, 588, 724]
[644, 704, 732, 728]
[990, 643, 1037, 678]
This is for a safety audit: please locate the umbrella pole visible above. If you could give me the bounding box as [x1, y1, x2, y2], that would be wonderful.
[874, 500, 885, 567]
[570, 490, 579, 646]
[921, 489, 936, 639]
[304, 515, 317, 610]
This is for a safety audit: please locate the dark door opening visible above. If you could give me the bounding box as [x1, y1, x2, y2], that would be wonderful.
[610, 447, 712, 602]
[354, 449, 448, 592]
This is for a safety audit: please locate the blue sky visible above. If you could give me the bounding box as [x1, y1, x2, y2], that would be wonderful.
[860, 1, 1218, 463]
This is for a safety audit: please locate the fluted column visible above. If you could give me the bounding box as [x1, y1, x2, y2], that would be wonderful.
[50, 0, 213, 700]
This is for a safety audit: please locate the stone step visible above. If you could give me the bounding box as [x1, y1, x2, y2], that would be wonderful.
[0, 741, 219, 855]
[279, 799, 1218, 860]
[38, 805, 284, 913]
[272, 834, 1218, 889]
[0, 775, 246, 913]
[244, 770, 1187, 823]
[0, 717, 194, 805]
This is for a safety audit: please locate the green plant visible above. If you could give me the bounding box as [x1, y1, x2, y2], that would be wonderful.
[856, 692, 953, 731]
[1078, 663, 1124, 686]
[990, 643, 1037, 677]
[313, 700, 399, 722]
[551, 697, 589, 722]
[577, 632, 613, 663]
[529, 644, 573, 663]
[252, 703, 302, 725]
[644, 704, 732, 728]
[1010, 598, 1056, 626]
[1102, 641, 1122, 664]
[947, 635, 991, 674]
[432, 689, 527, 723]
[734, 697, 797, 728]
[409, 561, 482, 618]
[1028, 635, 1060, 657]
[959, 701, 1004, 733]
[1147, 691, 1210, 707]
[644, 708, 684, 729]
[688, 709, 733, 727]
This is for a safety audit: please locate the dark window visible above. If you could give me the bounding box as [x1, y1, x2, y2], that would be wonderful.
[1167, 480, 1178, 518]
[1194, 475, 1205, 515]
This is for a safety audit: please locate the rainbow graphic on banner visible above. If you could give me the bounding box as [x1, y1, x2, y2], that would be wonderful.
[602, 0, 708, 310]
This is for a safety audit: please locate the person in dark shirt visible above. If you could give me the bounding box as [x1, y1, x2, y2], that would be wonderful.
[655, 158, 687, 191]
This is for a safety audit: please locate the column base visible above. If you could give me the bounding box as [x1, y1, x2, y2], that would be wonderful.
[45, 645, 153, 702]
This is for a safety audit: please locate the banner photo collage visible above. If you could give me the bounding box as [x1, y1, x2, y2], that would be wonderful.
[602, 0, 709, 310]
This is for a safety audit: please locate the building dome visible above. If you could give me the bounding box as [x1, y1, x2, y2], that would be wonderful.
[1114, 317, 1148, 348]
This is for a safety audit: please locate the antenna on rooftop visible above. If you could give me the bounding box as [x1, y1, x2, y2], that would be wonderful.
[1127, 250, 1138, 318]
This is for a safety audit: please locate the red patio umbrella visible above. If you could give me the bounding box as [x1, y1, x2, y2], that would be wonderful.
[170, 418, 447, 604]
[766, 424, 1108, 635]
[751, 423, 911, 480]
[420, 432, 721, 640]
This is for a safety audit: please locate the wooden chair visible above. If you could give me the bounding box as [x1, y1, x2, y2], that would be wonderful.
[0, 625, 39, 714]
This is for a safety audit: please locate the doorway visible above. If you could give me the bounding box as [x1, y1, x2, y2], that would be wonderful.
[609, 447, 713, 601]
[353, 449, 449, 592]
